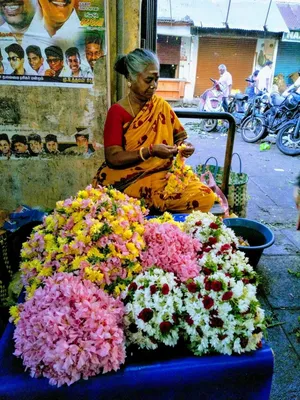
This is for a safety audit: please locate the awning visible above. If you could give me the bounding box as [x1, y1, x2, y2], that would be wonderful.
[157, 0, 290, 33]
[214, 0, 289, 33]
[157, 0, 225, 28]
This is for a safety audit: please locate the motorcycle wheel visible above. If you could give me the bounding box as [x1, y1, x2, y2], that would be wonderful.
[276, 121, 300, 156]
[241, 116, 266, 143]
[202, 119, 217, 132]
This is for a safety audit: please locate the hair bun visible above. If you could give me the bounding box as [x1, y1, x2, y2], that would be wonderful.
[114, 55, 128, 77]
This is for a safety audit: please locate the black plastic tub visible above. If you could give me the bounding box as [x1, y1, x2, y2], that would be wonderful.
[223, 218, 275, 267]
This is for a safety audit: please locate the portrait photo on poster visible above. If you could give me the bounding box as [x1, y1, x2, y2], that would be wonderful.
[0, 0, 107, 87]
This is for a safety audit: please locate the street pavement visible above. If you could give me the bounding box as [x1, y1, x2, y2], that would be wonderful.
[177, 111, 300, 400]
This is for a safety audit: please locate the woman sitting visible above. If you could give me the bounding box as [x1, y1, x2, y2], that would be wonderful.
[92, 48, 215, 213]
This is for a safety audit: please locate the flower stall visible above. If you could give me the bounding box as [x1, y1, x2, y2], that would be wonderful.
[0, 184, 274, 399]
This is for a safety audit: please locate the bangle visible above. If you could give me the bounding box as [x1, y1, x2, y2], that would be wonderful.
[139, 147, 146, 161]
[149, 144, 154, 156]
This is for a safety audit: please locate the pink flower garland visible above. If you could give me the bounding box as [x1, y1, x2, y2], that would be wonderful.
[13, 273, 126, 387]
[140, 222, 202, 281]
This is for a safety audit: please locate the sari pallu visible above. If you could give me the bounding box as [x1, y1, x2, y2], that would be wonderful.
[93, 95, 215, 212]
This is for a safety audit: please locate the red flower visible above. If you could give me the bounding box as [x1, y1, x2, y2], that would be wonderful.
[150, 284, 157, 295]
[172, 313, 179, 325]
[209, 316, 224, 328]
[161, 284, 169, 295]
[203, 295, 214, 309]
[128, 282, 137, 291]
[138, 308, 154, 322]
[242, 278, 250, 284]
[195, 221, 202, 226]
[205, 281, 212, 291]
[186, 282, 197, 293]
[211, 280, 222, 292]
[202, 267, 212, 275]
[220, 244, 231, 252]
[222, 291, 233, 301]
[218, 334, 228, 340]
[208, 236, 217, 245]
[209, 222, 219, 229]
[160, 321, 173, 334]
[203, 246, 212, 253]
[240, 337, 248, 349]
[185, 315, 194, 326]
[257, 341, 263, 349]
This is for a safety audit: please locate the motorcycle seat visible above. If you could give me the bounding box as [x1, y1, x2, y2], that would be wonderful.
[234, 93, 248, 101]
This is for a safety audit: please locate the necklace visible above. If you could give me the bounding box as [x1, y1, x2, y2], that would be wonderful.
[127, 94, 135, 117]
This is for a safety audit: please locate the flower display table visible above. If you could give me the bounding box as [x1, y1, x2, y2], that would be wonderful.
[0, 320, 273, 400]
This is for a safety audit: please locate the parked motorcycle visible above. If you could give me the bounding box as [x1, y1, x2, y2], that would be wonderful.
[198, 78, 225, 132]
[241, 87, 300, 143]
[227, 92, 249, 128]
[239, 90, 270, 142]
[276, 117, 300, 156]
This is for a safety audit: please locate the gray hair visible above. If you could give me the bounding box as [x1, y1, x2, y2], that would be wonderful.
[114, 48, 159, 81]
[218, 64, 227, 70]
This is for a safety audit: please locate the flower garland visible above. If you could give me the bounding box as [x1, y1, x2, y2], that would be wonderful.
[13, 273, 126, 387]
[20, 185, 148, 298]
[163, 144, 200, 198]
[181, 273, 264, 356]
[123, 268, 183, 350]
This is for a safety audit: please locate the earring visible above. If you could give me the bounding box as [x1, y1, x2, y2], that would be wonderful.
[128, 81, 131, 88]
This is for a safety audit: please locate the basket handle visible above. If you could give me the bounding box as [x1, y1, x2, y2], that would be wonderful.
[231, 152, 243, 173]
[202, 157, 219, 179]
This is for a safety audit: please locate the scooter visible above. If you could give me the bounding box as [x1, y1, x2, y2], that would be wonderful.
[198, 78, 225, 132]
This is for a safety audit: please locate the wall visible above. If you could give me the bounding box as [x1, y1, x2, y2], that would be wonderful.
[157, 35, 181, 67]
[0, 58, 107, 211]
[0, 0, 141, 212]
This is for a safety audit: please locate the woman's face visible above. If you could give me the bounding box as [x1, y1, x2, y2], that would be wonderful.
[131, 63, 159, 100]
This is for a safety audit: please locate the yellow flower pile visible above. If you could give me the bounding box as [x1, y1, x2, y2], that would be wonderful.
[20, 185, 148, 298]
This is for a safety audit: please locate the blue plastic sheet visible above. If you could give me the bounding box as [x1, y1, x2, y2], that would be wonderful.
[0, 320, 274, 400]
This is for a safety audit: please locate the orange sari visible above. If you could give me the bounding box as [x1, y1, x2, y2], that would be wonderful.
[93, 95, 215, 213]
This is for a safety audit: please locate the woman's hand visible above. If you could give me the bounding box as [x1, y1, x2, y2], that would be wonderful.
[179, 142, 195, 158]
[152, 144, 178, 159]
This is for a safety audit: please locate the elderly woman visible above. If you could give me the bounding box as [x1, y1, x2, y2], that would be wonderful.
[93, 48, 215, 213]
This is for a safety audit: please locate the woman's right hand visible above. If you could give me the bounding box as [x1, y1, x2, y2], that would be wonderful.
[152, 144, 178, 159]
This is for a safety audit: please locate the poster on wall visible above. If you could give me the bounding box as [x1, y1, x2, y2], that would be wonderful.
[0, 0, 106, 87]
[254, 39, 276, 70]
[0, 123, 103, 159]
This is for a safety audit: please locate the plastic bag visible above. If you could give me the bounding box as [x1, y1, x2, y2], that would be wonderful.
[199, 170, 229, 217]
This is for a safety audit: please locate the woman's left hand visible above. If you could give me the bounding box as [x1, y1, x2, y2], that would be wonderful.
[179, 142, 195, 158]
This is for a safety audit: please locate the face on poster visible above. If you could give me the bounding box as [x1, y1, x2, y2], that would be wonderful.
[0, 0, 106, 87]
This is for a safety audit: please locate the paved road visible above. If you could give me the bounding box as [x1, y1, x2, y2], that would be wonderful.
[178, 114, 300, 400]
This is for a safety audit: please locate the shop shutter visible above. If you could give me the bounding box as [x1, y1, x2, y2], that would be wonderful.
[275, 41, 300, 85]
[194, 37, 257, 97]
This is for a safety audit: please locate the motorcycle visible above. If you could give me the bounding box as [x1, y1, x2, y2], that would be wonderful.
[198, 78, 225, 132]
[239, 90, 270, 142]
[227, 80, 252, 128]
[276, 116, 300, 156]
[241, 87, 300, 143]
